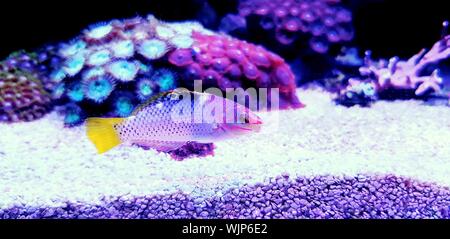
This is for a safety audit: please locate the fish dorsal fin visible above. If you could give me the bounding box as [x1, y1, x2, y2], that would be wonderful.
[131, 91, 170, 116]
[131, 88, 193, 116]
[131, 88, 201, 116]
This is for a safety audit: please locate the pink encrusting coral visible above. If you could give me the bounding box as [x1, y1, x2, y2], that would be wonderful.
[223, 0, 354, 53]
[168, 32, 303, 109]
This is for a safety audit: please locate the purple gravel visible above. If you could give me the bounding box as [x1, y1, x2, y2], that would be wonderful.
[1, 174, 449, 219]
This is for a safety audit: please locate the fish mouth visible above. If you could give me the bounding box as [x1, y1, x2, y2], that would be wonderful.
[248, 114, 263, 125]
[233, 125, 253, 131]
[253, 118, 263, 125]
[225, 122, 262, 133]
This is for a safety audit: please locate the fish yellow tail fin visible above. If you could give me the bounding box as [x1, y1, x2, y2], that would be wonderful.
[86, 117, 126, 154]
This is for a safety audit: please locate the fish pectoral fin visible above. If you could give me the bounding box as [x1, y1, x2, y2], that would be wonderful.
[133, 140, 186, 152]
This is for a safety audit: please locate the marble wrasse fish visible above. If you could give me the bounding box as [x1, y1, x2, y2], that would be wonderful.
[86, 89, 262, 154]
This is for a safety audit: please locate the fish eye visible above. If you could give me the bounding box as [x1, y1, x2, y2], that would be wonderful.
[239, 114, 250, 124]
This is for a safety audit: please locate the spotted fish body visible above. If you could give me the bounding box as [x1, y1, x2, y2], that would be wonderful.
[86, 90, 262, 154]
[116, 91, 225, 151]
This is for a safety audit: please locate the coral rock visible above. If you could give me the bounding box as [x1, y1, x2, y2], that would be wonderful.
[0, 69, 52, 122]
[362, 36, 449, 96]
[336, 33, 450, 106]
[0, 47, 63, 93]
[221, 0, 354, 53]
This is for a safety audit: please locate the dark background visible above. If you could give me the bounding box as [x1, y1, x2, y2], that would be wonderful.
[0, 0, 448, 59]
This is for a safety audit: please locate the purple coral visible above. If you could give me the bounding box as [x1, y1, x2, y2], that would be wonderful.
[361, 36, 448, 96]
[336, 24, 450, 106]
[168, 31, 303, 109]
[221, 0, 354, 53]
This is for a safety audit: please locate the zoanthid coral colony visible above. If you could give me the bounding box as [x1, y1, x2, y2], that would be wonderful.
[53, 15, 301, 126]
[220, 0, 354, 53]
[0, 67, 52, 122]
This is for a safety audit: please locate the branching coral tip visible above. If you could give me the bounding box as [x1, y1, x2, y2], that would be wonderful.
[441, 20, 449, 49]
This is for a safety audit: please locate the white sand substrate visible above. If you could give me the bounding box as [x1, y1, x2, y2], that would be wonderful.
[1, 88, 450, 209]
